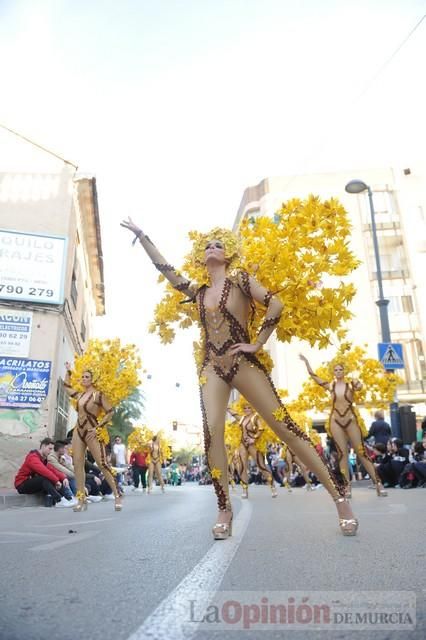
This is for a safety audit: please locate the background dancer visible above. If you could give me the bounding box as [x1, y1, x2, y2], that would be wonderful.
[148, 435, 165, 493]
[64, 363, 122, 511]
[299, 354, 387, 498]
[228, 403, 277, 498]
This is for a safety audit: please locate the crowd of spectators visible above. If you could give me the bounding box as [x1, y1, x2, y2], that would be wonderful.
[13, 414, 426, 506]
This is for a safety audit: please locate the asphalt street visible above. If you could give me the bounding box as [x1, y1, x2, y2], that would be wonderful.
[0, 483, 424, 640]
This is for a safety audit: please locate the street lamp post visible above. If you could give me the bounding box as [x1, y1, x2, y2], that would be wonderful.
[345, 180, 400, 437]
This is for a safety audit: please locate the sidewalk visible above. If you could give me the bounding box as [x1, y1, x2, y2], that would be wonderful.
[0, 488, 43, 510]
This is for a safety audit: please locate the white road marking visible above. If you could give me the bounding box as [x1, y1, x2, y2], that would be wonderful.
[30, 530, 98, 551]
[33, 518, 114, 528]
[126, 499, 252, 640]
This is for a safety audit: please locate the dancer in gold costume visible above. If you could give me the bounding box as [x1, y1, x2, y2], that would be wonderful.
[121, 218, 358, 537]
[299, 355, 387, 498]
[228, 404, 277, 498]
[64, 363, 122, 511]
[147, 435, 165, 493]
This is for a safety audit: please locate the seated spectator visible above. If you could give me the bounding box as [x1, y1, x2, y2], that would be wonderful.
[368, 410, 392, 445]
[377, 438, 409, 487]
[84, 458, 114, 501]
[48, 441, 76, 495]
[371, 442, 387, 461]
[400, 442, 426, 489]
[15, 438, 75, 507]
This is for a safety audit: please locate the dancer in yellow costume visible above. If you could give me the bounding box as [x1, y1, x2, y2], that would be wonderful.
[228, 403, 277, 498]
[121, 218, 358, 537]
[147, 434, 165, 493]
[64, 363, 122, 512]
[299, 354, 387, 498]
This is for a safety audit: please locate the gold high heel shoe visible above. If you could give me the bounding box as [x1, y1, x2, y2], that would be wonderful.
[335, 497, 359, 536]
[212, 511, 233, 540]
[271, 484, 278, 498]
[73, 492, 88, 512]
[376, 483, 388, 497]
[241, 483, 248, 499]
[114, 495, 123, 511]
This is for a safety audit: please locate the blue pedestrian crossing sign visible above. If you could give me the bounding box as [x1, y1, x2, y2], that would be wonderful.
[378, 343, 404, 369]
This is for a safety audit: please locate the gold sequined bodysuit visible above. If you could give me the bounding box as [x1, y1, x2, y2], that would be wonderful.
[330, 381, 357, 430]
[198, 274, 279, 384]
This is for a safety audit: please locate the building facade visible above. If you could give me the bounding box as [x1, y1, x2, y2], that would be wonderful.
[234, 166, 426, 425]
[0, 130, 105, 487]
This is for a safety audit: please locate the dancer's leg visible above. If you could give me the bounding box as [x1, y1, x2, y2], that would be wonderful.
[86, 433, 119, 497]
[251, 445, 277, 496]
[249, 445, 274, 485]
[346, 422, 383, 490]
[148, 463, 154, 491]
[293, 455, 312, 487]
[238, 445, 249, 484]
[283, 450, 293, 490]
[71, 429, 87, 499]
[155, 462, 164, 489]
[233, 360, 355, 523]
[200, 369, 232, 515]
[329, 422, 350, 484]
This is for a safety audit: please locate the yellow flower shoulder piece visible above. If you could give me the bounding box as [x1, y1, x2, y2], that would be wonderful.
[150, 195, 359, 350]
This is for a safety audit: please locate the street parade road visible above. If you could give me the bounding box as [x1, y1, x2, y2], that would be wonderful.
[0, 483, 425, 640]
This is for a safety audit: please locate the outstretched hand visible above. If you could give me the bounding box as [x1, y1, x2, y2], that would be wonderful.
[299, 353, 308, 363]
[120, 217, 143, 238]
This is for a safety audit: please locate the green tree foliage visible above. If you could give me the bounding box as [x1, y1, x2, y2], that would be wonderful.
[110, 388, 144, 443]
[172, 447, 203, 465]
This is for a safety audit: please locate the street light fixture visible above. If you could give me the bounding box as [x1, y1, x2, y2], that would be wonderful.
[345, 180, 391, 341]
[345, 179, 400, 436]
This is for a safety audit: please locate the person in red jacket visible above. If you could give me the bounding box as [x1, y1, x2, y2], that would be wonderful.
[15, 438, 74, 507]
[130, 449, 148, 492]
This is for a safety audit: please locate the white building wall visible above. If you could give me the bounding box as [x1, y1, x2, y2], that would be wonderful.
[235, 166, 426, 420]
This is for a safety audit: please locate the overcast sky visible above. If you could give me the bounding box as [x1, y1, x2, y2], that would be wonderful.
[1, 0, 425, 428]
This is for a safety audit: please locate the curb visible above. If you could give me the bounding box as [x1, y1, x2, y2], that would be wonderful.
[0, 493, 44, 510]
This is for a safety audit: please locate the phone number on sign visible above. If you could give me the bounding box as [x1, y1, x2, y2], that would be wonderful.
[0, 284, 54, 298]
[6, 395, 43, 404]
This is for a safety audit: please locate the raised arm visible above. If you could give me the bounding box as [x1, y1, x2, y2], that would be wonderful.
[63, 362, 79, 398]
[299, 354, 331, 390]
[227, 407, 240, 421]
[239, 272, 284, 346]
[121, 217, 196, 299]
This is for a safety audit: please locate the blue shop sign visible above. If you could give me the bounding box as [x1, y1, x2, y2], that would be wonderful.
[0, 357, 51, 408]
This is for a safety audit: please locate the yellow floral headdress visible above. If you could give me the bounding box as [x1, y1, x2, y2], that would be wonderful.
[186, 228, 242, 286]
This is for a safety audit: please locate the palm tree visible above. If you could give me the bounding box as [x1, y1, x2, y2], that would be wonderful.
[110, 388, 144, 443]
